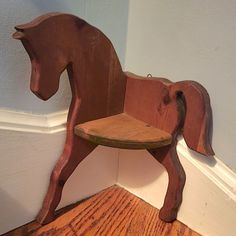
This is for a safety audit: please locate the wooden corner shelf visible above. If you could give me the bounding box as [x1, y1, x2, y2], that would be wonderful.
[74, 113, 172, 149]
[14, 13, 214, 225]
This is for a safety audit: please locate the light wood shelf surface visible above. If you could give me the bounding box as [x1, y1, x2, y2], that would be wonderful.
[75, 113, 172, 149]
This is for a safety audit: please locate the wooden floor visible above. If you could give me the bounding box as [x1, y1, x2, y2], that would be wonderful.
[5, 186, 200, 236]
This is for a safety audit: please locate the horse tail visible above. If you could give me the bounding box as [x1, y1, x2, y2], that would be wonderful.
[170, 81, 214, 156]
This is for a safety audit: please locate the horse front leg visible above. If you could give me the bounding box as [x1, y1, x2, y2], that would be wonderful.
[148, 142, 186, 222]
[37, 135, 97, 224]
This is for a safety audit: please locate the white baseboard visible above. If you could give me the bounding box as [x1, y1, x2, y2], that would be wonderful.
[178, 138, 236, 202]
[118, 138, 236, 236]
[0, 109, 236, 236]
[0, 109, 68, 133]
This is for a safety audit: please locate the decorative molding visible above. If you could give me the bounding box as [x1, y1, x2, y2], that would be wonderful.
[0, 108, 235, 198]
[177, 137, 236, 201]
[0, 109, 68, 133]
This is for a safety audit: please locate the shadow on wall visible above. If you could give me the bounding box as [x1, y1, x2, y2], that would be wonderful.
[187, 148, 216, 167]
[0, 189, 32, 234]
[58, 146, 119, 209]
[26, 0, 130, 65]
[118, 149, 167, 188]
[118, 138, 217, 189]
[28, 0, 86, 17]
[177, 137, 216, 168]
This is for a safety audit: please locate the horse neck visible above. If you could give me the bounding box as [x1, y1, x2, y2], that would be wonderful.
[67, 31, 127, 125]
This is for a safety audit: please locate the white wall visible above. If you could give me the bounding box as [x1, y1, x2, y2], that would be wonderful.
[125, 0, 236, 172]
[0, 0, 128, 114]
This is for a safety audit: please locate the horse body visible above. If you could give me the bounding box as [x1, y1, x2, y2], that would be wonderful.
[13, 13, 214, 224]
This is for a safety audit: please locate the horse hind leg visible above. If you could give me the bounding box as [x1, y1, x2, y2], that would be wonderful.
[37, 137, 96, 224]
[148, 143, 186, 222]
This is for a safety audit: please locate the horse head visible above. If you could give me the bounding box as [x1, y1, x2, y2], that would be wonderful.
[13, 13, 85, 100]
[13, 13, 126, 118]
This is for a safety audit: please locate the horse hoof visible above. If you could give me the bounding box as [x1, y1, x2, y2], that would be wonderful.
[159, 207, 177, 223]
[36, 210, 55, 225]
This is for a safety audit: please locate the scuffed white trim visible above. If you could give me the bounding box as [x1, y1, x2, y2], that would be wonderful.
[118, 138, 236, 236]
[177, 138, 236, 202]
[0, 109, 68, 133]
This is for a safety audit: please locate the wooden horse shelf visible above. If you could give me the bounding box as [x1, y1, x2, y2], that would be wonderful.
[13, 13, 214, 225]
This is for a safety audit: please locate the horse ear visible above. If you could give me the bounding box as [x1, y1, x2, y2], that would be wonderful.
[12, 25, 28, 40]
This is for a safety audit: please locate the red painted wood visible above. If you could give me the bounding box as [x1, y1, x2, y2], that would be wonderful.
[124, 73, 186, 221]
[170, 81, 214, 156]
[13, 12, 214, 224]
[13, 13, 126, 224]
[124, 72, 214, 156]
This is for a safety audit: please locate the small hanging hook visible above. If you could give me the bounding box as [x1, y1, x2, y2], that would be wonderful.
[147, 73, 152, 78]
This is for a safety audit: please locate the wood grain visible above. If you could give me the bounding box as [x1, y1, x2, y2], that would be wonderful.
[124, 73, 186, 222]
[124, 72, 214, 156]
[13, 13, 127, 224]
[4, 186, 201, 236]
[75, 113, 172, 149]
[170, 81, 214, 156]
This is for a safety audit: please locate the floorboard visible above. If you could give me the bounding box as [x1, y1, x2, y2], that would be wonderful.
[4, 186, 201, 236]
